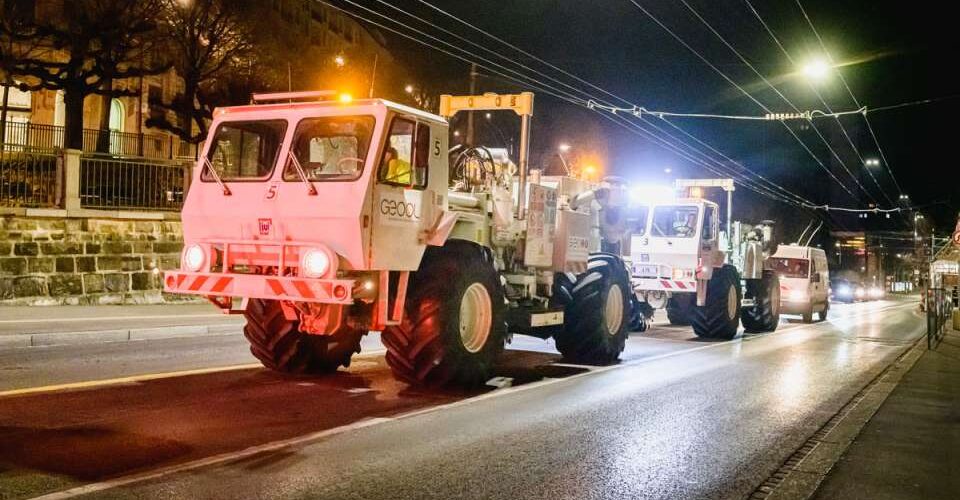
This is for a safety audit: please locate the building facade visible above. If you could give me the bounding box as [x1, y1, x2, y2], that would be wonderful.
[1, 0, 400, 157]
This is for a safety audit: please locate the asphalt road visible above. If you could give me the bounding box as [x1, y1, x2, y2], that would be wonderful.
[0, 297, 924, 500]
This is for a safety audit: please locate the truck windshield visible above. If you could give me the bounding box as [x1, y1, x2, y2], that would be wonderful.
[284, 116, 376, 181]
[627, 205, 649, 236]
[770, 258, 810, 278]
[651, 206, 699, 238]
[204, 120, 287, 181]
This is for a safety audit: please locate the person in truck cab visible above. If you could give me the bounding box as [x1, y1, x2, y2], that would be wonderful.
[672, 212, 696, 237]
[381, 146, 412, 185]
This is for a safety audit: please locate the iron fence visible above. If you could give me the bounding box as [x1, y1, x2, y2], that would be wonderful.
[2, 122, 63, 151]
[79, 155, 186, 211]
[0, 149, 61, 208]
[926, 287, 953, 349]
[1, 122, 184, 160]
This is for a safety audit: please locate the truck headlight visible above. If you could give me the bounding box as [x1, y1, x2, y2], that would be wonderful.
[183, 244, 206, 272]
[301, 248, 334, 278]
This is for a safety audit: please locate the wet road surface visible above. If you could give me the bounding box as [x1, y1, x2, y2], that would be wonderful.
[0, 298, 923, 499]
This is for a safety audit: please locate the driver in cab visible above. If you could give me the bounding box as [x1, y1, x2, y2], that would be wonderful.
[672, 212, 697, 237]
[381, 146, 412, 185]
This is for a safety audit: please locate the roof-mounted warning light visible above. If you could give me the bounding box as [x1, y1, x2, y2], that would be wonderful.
[250, 90, 339, 104]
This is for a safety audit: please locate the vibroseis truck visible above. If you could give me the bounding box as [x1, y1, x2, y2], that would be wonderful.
[164, 91, 636, 386]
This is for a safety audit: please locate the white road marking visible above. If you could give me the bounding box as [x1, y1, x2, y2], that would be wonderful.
[24, 301, 917, 499]
[0, 350, 386, 398]
[0, 314, 233, 324]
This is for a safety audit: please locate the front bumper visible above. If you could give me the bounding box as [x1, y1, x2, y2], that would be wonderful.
[164, 271, 355, 304]
[632, 277, 698, 293]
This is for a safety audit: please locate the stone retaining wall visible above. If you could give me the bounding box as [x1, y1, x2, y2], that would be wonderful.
[0, 215, 187, 305]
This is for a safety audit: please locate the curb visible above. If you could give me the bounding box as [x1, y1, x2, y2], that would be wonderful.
[0, 323, 242, 349]
[754, 336, 928, 500]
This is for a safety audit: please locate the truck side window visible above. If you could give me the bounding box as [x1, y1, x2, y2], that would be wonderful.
[414, 123, 430, 188]
[379, 118, 415, 188]
[702, 206, 715, 240]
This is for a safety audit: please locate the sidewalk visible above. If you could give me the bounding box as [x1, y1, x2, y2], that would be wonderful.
[810, 328, 960, 499]
[0, 303, 244, 348]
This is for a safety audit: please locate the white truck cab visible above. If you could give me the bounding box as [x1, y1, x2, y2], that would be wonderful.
[769, 245, 829, 322]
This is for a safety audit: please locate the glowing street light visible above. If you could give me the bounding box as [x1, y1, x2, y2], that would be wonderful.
[334, 54, 346, 68]
[583, 165, 597, 179]
[864, 158, 881, 167]
[558, 143, 571, 153]
[801, 58, 831, 82]
[663, 167, 672, 174]
[404, 84, 414, 94]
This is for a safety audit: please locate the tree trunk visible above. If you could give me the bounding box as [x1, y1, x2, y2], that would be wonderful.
[181, 78, 197, 142]
[96, 79, 113, 154]
[63, 87, 85, 150]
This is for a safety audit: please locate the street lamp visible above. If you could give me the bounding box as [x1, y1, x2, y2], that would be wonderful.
[404, 84, 414, 94]
[663, 167, 672, 174]
[864, 158, 880, 167]
[558, 143, 571, 153]
[801, 58, 831, 82]
[583, 165, 597, 180]
[334, 54, 346, 68]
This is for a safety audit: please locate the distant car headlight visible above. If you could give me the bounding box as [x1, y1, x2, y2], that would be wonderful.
[789, 289, 808, 302]
[301, 247, 335, 278]
[855, 287, 866, 298]
[869, 287, 884, 298]
[183, 244, 206, 272]
[836, 285, 852, 297]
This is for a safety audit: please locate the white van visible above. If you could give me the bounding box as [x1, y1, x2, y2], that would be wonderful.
[769, 245, 829, 323]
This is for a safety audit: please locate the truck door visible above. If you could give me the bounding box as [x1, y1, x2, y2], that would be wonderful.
[370, 117, 433, 270]
[810, 256, 824, 302]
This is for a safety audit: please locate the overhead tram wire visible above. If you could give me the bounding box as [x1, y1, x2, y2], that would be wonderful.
[315, 0, 592, 109]
[597, 111, 820, 210]
[343, 1, 809, 208]
[320, 1, 883, 214]
[741, 0, 899, 211]
[347, 0, 818, 208]
[473, 63, 812, 207]
[793, 0, 905, 197]
[391, 0, 824, 209]
[674, 0, 881, 207]
[625, 0, 862, 204]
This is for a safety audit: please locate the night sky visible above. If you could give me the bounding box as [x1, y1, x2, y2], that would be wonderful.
[334, 0, 959, 236]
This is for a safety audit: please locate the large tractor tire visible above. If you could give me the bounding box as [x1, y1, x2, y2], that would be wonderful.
[382, 241, 506, 387]
[666, 294, 695, 325]
[243, 299, 365, 374]
[741, 270, 781, 333]
[690, 265, 742, 340]
[553, 253, 630, 364]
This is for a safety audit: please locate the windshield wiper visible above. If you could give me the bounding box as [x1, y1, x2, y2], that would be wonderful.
[287, 151, 318, 196]
[202, 157, 231, 196]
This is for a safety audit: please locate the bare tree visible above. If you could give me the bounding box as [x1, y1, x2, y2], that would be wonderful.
[0, 0, 167, 150]
[148, 0, 253, 143]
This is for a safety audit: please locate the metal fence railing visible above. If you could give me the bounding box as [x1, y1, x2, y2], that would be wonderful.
[79, 155, 186, 211]
[2, 122, 193, 160]
[926, 287, 953, 349]
[0, 149, 61, 208]
[2, 122, 64, 151]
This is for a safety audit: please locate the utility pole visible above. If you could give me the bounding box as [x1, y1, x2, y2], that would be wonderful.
[466, 63, 478, 146]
